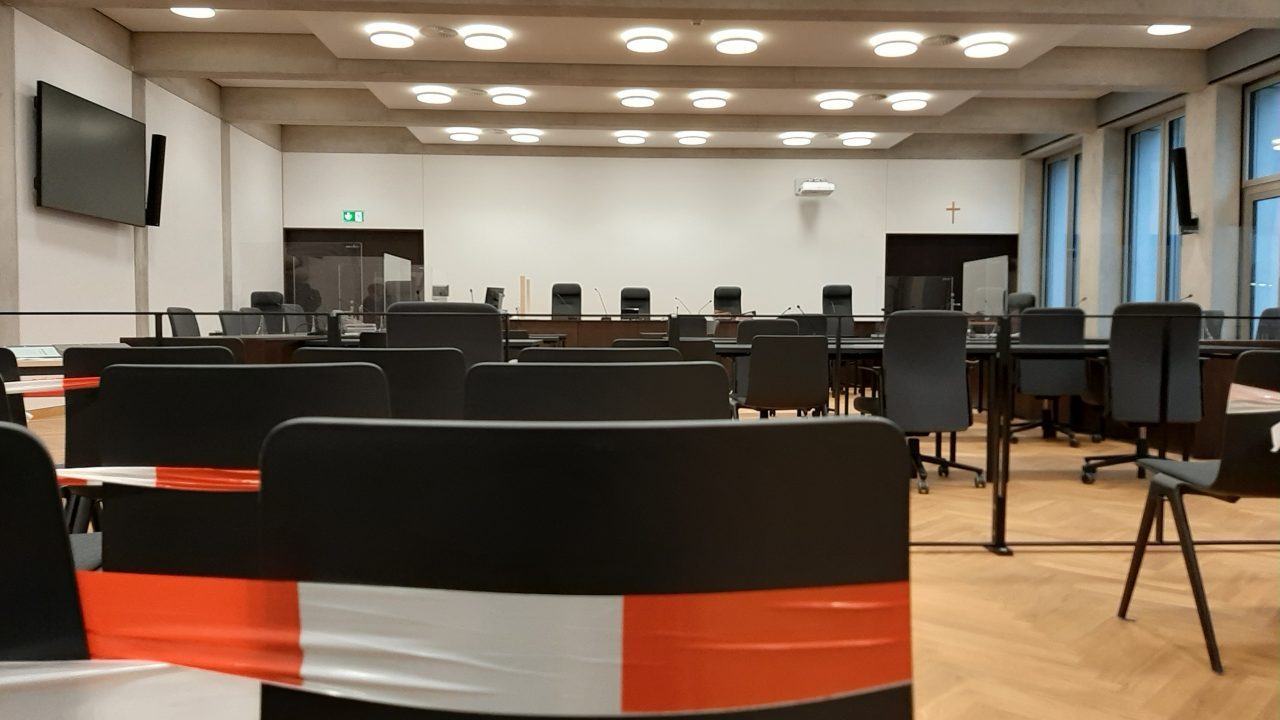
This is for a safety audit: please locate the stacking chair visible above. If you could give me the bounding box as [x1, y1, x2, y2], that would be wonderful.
[250, 290, 287, 333]
[550, 283, 582, 318]
[1082, 302, 1202, 483]
[518, 347, 681, 363]
[165, 307, 201, 337]
[1009, 308, 1087, 446]
[386, 301, 502, 366]
[0, 347, 27, 426]
[466, 362, 732, 420]
[733, 335, 829, 418]
[853, 311, 984, 493]
[619, 287, 651, 316]
[612, 337, 668, 348]
[293, 347, 466, 419]
[1256, 307, 1280, 340]
[1119, 350, 1280, 672]
[734, 318, 799, 397]
[713, 286, 742, 315]
[1201, 310, 1225, 340]
[672, 338, 720, 363]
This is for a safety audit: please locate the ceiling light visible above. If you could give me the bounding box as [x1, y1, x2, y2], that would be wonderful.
[675, 131, 710, 146]
[170, 7, 215, 19]
[887, 91, 930, 111]
[445, 127, 481, 142]
[508, 128, 543, 143]
[710, 29, 763, 55]
[458, 24, 513, 50]
[487, 86, 531, 106]
[614, 130, 649, 145]
[412, 85, 456, 104]
[816, 91, 859, 111]
[616, 89, 659, 108]
[1146, 24, 1192, 36]
[959, 32, 1013, 58]
[839, 131, 876, 147]
[870, 31, 924, 58]
[621, 27, 674, 53]
[689, 90, 730, 109]
[365, 22, 419, 49]
[779, 131, 815, 147]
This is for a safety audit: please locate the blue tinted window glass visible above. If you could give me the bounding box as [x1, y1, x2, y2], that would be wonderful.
[1249, 82, 1280, 180]
[1127, 126, 1163, 301]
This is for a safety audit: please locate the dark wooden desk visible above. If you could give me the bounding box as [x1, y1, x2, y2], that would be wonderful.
[508, 319, 668, 347]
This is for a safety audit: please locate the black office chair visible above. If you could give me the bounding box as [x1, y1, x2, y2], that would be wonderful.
[822, 284, 854, 338]
[1201, 310, 1225, 340]
[672, 339, 720, 363]
[1119, 350, 1280, 673]
[1006, 292, 1036, 315]
[734, 318, 798, 398]
[165, 307, 201, 337]
[518, 347, 681, 363]
[1009, 308, 1087, 447]
[733, 335, 829, 418]
[1255, 307, 1280, 340]
[673, 314, 711, 339]
[218, 310, 247, 336]
[466, 362, 732, 420]
[236, 307, 266, 334]
[386, 301, 502, 367]
[0, 347, 27, 426]
[611, 337, 669, 348]
[620, 287, 650, 316]
[854, 310, 984, 493]
[788, 314, 828, 337]
[293, 347, 466, 419]
[281, 303, 308, 334]
[714, 286, 742, 315]
[551, 283, 582, 318]
[1082, 302, 1202, 483]
[250, 290, 286, 333]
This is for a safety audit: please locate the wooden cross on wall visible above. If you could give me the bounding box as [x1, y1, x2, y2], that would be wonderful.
[946, 201, 961, 224]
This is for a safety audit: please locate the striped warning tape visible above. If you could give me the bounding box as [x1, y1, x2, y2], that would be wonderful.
[4, 376, 99, 398]
[56, 466, 260, 492]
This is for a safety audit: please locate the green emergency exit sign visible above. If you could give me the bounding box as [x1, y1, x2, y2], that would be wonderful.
[342, 210, 365, 223]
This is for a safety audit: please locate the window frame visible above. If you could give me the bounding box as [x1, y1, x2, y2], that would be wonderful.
[1040, 148, 1081, 307]
[1240, 74, 1280, 334]
[1122, 109, 1186, 302]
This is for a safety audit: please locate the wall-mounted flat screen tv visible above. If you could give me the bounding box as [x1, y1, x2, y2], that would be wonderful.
[35, 81, 147, 226]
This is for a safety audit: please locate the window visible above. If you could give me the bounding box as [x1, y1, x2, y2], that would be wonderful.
[1244, 77, 1280, 335]
[1042, 150, 1080, 306]
[1246, 79, 1279, 181]
[1124, 112, 1185, 302]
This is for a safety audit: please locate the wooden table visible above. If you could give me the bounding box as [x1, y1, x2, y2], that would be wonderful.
[508, 319, 668, 347]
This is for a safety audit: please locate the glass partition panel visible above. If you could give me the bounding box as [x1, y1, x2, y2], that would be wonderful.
[284, 241, 364, 331]
[961, 255, 1009, 315]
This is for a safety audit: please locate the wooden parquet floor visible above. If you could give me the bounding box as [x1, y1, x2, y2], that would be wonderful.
[25, 411, 1280, 719]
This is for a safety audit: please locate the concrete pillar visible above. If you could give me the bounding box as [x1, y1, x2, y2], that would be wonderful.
[1076, 126, 1126, 334]
[1017, 158, 1043, 296]
[0, 8, 17, 345]
[132, 76, 149, 336]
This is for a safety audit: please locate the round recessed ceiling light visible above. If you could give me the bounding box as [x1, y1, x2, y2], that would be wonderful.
[887, 91, 930, 111]
[1147, 24, 1192, 36]
[616, 89, 659, 108]
[621, 27, 674, 53]
[870, 31, 924, 58]
[170, 7, 215, 19]
[688, 89, 730, 109]
[614, 130, 649, 145]
[816, 90, 859, 111]
[710, 28, 764, 55]
[675, 130, 710, 146]
[458, 24, 513, 50]
[365, 22, 419, 49]
[839, 131, 876, 147]
[445, 127, 481, 142]
[487, 86, 531, 106]
[508, 128, 543, 143]
[412, 85, 456, 104]
[959, 32, 1013, 58]
[779, 131, 815, 147]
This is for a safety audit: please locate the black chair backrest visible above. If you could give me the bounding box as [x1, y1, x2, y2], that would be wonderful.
[386, 301, 502, 367]
[1201, 310, 1225, 340]
[882, 311, 971, 433]
[518, 347, 682, 363]
[1213, 351, 1280, 498]
[788, 314, 828, 336]
[62, 346, 237, 468]
[281, 303, 308, 334]
[1017, 307, 1087, 397]
[744, 335, 829, 410]
[0, 347, 25, 426]
[551, 283, 582, 318]
[673, 315, 708, 339]
[359, 331, 388, 347]
[822, 285, 853, 316]
[619, 286, 650, 315]
[736, 318, 798, 342]
[1256, 307, 1280, 341]
[237, 307, 265, 334]
[466, 362, 732, 420]
[166, 307, 201, 337]
[251, 291, 286, 333]
[1108, 302, 1202, 425]
[293, 347, 465, 420]
[218, 310, 246, 336]
[1007, 292, 1037, 315]
[713, 286, 742, 315]
[611, 337, 668, 348]
[672, 339, 719, 363]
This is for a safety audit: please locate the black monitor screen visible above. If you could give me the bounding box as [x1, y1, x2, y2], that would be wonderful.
[36, 81, 146, 226]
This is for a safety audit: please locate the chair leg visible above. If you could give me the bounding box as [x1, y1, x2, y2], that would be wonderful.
[1119, 485, 1160, 619]
[1167, 491, 1224, 673]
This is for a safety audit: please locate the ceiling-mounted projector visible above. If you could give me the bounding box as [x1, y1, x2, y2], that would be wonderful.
[795, 178, 836, 197]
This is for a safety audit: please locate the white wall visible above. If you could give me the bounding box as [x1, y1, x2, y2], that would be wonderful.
[230, 127, 283, 307]
[885, 160, 1022, 234]
[283, 153, 422, 229]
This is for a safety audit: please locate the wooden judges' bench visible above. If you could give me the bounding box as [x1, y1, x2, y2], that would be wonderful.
[508, 318, 670, 347]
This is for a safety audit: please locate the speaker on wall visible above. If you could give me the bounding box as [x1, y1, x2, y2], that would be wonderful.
[144, 134, 166, 227]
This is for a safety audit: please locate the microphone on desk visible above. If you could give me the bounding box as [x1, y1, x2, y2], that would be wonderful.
[1179, 293, 1195, 301]
[796, 305, 806, 314]
[593, 287, 609, 317]
[469, 289, 475, 303]
[697, 300, 712, 314]
[675, 296, 694, 314]
[779, 306, 793, 315]
[1075, 297, 1088, 307]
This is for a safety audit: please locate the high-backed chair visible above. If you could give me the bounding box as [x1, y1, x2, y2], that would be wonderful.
[854, 310, 983, 493]
[734, 318, 799, 397]
[1010, 308, 1087, 446]
[518, 347, 681, 363]
[1201, 310, 1225, 340]
[293, 347, 466, 420]
[551, 283, 582, 318]
[822, 284, 854, 337]
[1119, 351, 1280, 672]
[1081, 302, 1202, 483]
[733, 335, 829, 418]
[1256, 307, 1280, 340]
[619, 287, 651, 316]
[713, 286, 742, 315]
[250, 291, 286, 333]
[1006, 292, 1036, 315]
[165, 307, 201, 337]
[386, 301, 502, 367]
[0, 347, 27, 426]
[466, 362, 732, 420]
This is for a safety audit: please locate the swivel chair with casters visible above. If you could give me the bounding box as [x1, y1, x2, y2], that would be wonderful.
[1201, 310, 1225, 340]
[1009, 307, 1087, 447]
[619, 287, 650, 316]
[165, 307, 201, 337]
[822, 284, 854, 338]
[853, 310, 984, 493]
[1118, 350, 1280, 673]
[1081, 302, 1202, 484]
[732, 335, 830, 418]
[733, 318, 798, 399]
[550, 284, 582, 318]
[713, 286, 742, 315]
[250, 290, 286, 333]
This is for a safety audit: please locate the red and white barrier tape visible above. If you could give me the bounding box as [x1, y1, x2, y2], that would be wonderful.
[4, 376, 99, 398]
[56, 467, 260, 492]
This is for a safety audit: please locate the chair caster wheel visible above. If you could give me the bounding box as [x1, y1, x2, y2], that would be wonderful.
[1137, 467, 1146, 479]
[1008, 436, 1019, 444]
[917, 482, 930, 495]
[938, 464, 950, 477]
[1091, 434, 1103, 443]
[974, 473, 985, 488]
[1081, 470, 1096, 484]
[1069, 438, 1080, 448]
